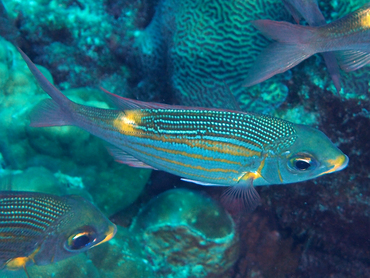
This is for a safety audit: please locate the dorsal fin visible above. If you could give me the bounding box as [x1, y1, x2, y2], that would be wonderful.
[100, 87, 243, 113]
[100, 87, 176, 110]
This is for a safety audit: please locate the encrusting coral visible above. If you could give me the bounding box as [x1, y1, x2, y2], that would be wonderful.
[130, 189, 239, 278]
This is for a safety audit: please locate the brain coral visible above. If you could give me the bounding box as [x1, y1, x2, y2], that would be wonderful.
[132, 0, 291, 113]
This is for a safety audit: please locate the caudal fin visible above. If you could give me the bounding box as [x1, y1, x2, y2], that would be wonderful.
[244, 20, 317, 87]
[321, 52, 341, 94]
[17, 48, 77, 127]
[244, 42, 314, 87]
[17, 48, 71, 107]
[251, 20, 315, 43]
[30, 99, 74, 127]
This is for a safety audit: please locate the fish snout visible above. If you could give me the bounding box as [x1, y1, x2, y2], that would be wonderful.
[320, 153, 349, 175]
[94, 223, 117, 247]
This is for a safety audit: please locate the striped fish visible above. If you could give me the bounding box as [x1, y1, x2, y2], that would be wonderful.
[19, 49, 348, 211]
[0, 191, 116, 277]
[243, 3, 370, 88]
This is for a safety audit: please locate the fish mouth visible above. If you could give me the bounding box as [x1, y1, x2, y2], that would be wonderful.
[95, 224, 117, 247]
[320, 154, 349, 175]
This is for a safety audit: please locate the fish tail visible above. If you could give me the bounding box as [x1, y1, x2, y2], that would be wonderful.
[18, 48, 71, 106]
[244, 20, 316, 87]
[18, 48, 77, 127]
[321, 52, 341, 94]
[29, 99, 74, 127]
[251, 19, 315, 43]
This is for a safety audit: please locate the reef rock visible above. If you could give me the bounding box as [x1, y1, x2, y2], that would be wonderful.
[88, 226, 155, 278]
[131, 0, 290, 113]
[130, 189, 239, 278]
[2, 253, 100, 278]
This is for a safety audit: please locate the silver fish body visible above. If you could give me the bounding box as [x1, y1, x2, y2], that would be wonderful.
[18, 48, 348, 210]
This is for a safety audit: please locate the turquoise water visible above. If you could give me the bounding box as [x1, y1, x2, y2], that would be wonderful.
[0, 0, 369, 277]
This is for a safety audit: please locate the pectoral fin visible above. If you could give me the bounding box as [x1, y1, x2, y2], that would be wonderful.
[221, 180, 261, 213]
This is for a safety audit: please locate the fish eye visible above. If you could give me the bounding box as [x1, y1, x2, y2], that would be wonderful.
[65, 231, 96, 251]
[288, 155, 317, 172]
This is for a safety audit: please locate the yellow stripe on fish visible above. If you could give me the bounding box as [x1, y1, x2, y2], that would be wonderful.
[18, 48, 348, 212]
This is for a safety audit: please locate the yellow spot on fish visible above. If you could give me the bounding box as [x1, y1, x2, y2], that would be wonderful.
[360, 10, 370, 28]
[113, 111, 142, 135]
[320, 154, 348, 175]
[239, 171, 261, 181]
[5, 246, 40, 271]
[238, 155, 267, 182]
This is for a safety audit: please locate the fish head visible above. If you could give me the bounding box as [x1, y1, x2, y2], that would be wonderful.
[259, 124, 348, 185]
[35, 195, 116, 265]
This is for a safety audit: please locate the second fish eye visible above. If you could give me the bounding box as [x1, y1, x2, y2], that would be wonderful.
[66, 231, 96, 251]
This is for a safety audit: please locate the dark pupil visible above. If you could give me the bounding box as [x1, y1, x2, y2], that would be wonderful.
[295, 160, 311, 170]
[72, 235, 91, 249]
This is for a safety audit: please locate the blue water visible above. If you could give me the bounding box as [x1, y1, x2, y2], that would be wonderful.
[0, 0, 369, 277]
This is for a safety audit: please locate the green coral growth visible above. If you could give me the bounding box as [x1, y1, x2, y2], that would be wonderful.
[133, 0, 291, 113]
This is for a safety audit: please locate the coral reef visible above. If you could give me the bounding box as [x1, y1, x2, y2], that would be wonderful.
[276, 0, 370, 99]
[0, 0, 370, 277]
[131, 0, 291, 113]
[0, 39, 53, 170]
[3, 0, 137, 94]
[232, 94, 370, 277]
[0, 166, 61, 194]
[130, 189, 239, 278]
[2, 253, 100, 278]
[0, 37, 52, 98]
[88, 226, 155, 278]
[0, 39, 151, 218]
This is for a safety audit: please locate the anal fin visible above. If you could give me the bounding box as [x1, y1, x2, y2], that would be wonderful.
[30, 99, 73, 127]
[106, 145, 156, 169]
[335, 50, 370, 72]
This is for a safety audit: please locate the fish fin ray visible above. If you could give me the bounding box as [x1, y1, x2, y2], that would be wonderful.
[100, 87, 175, 110]
[321, 52, 342, 93]
[29, 99, 73, 127]
[18, 48, 71, 107]
[282, 0, 302, 24]
[244, 42, 314, 87]
[250, 20, 315, 43]
[23, 265, 30, 278]
[101, 87, 237, 112]
[335, 50, 370, 72]
[106, 145, 156, 169]
[221, 183, 261, 213]
[283, 0, 326, 26]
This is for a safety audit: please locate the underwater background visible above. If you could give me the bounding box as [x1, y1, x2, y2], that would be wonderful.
[0, 0, 369, 277]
